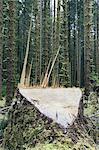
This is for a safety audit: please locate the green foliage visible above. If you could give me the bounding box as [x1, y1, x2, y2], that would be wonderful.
[2, 80, 6, 98]
[84, 92, 99, 143]
[4, 102, 64, 150]
[0, 100, 5, 108]
[0, 115, 8, 140]
[85, 92, 99, 116]
[0, 147, 4, 150]
[26, 141, 73, 150]
[25, 139, 96, 150]
[2, 86, 6, 98]
[73, 139, 96, 150]
[91, 71, 99, 85]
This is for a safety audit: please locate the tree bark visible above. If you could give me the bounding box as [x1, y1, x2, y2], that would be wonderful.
[96, 4, 99, 75]
[6, 0, 16, 106]
[0, 0, 3, 100]
[20, 6, 33, 86]
[84, 0, 93, 96]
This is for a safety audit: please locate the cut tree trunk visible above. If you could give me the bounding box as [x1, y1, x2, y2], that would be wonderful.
[19, 87, 83, 128]
[4, 90, 96, 149]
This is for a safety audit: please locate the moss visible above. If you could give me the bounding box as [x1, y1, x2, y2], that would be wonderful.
[25, 140, 96, 150]
[4, 100, 65, 150]
[0, 99, 5, 108]
[84, 92, 99, 116]
[3, 94, 96, 150]
[0, 114, 7, 144]
[84, 92, 99, 143]
[0, 147, 4, 150]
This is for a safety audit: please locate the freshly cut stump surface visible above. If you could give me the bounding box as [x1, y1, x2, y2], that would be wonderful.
[19, 88, 82, 128]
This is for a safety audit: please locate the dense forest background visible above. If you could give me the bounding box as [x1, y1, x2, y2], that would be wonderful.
[0, 0, 99, 103]
[0, 0, 99, 149]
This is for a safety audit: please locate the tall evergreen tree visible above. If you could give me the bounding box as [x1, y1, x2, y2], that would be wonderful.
[40, 0, 43, 84]
[34, 0, 40, 84]
[2, 0, 98, 93]
[59, 0, 70, 87]
[52, 0, 57, 86]
[0, 0, 3, 100]
[84, 0, 93, 96]
[96, 2, 99, 76]
[53, 0, 60, 86]
[78, 0, 84, 87]
[6, 0, 16, 105]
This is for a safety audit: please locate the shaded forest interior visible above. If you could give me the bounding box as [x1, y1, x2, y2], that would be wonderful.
[0, 0, 99, 101]
[0, 0, 99, 103]
[0, 0, 99, 150]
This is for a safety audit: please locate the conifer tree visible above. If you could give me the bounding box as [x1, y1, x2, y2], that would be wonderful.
[96, 2, 99, 76]
[6, 0, 16, 105]
[84, 0, 93, 96]
[59, 0, 70, 87]
[0, 0, 3, 100]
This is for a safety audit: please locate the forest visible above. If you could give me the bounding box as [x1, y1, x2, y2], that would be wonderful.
[0, 0, 99, 150]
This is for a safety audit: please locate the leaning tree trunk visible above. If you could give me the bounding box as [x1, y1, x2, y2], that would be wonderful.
[20, 7, 33, 86]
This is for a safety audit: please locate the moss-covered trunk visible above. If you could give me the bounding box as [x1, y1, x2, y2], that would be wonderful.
[3, 91, 96, 150]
